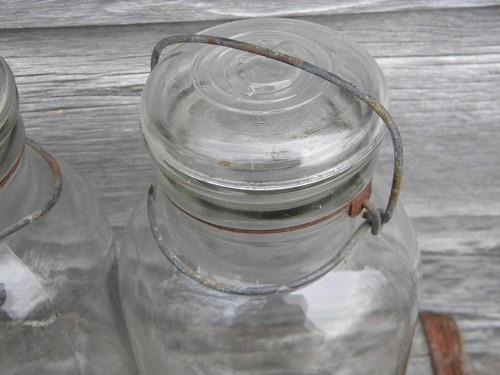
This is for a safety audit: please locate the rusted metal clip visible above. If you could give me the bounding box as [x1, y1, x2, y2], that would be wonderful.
[151, 34, 403, 236]
[420, 312, 469, 375]
[0, 138, 62, 240]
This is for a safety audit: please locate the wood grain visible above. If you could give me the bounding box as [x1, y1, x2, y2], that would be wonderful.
[420, 312, 467, 375]
[415, 215, 500, 374]
[1, 4, 499, 374]
[0, 1, 499, 29]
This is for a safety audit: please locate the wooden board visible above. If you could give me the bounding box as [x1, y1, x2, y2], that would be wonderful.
[1, 4, 499, 374]
[1, 0, 499, 29]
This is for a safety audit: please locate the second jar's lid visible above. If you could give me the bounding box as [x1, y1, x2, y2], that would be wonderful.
[0, 58, 24, 184]
[142, 18, 388, 191]
[0, 58, 18, 147]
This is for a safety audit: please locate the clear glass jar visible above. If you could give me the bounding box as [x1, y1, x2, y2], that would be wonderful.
[119, 18, 420, 374]
[0, 58, 136, 374]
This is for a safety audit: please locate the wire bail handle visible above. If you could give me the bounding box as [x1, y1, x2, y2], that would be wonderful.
[0, 139, 62, 241]
[151, 34, 403, 235]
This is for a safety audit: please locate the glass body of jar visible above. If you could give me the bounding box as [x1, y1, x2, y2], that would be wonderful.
[0, 58, 136, 374]
[118, 18, 420, 375]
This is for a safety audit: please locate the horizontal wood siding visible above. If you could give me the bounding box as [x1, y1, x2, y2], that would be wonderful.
[1, 3, 499, 374]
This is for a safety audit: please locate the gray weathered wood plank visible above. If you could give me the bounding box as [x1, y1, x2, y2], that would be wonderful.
[1, 5, 499, 373]
[414, 214, 500, 375]
[1, 1, 499, 29]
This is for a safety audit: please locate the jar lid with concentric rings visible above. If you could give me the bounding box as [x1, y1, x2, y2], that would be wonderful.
[142, 18, 388, 192]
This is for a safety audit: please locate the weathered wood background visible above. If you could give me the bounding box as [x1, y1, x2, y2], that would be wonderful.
[1, 1, 499, 373]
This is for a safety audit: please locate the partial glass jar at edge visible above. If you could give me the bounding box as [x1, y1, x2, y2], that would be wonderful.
[0, 58, 136, 374]
[119, 18, 420, 375]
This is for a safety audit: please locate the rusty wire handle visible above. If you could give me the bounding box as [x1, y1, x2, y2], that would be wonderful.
[151, 34, 403, 233]
[0, 138, 62, 241]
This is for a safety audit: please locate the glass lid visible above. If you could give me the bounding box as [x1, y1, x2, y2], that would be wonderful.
[0, 57, 23, 181]
[142, 18, 388, 191]
[0, 58, 18, 145]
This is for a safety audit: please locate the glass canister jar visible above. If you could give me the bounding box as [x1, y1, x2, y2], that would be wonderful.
[119, 18, 420, 375]
[0, 58, 136, 374]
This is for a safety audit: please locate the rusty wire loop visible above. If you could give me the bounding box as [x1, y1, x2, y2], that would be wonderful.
[0, 138, 62, 241]
[362, 200, 382, 235]
[147, 34, 404, 295]
[151, 34, 403, 230]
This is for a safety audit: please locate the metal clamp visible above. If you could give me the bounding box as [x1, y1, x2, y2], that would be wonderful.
[151, 34, 403, 235]
[0, 138, 62, 241]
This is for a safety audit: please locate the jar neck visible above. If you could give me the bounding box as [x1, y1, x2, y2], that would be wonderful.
[0, 130, 30, 230]
[150, 156, 376, 288]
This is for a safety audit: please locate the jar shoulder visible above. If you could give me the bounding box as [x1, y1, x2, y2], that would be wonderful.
[5, 148, 113, 259]
[120, 191, 419, 316]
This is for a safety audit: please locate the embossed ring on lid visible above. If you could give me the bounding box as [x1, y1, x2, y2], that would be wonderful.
[191, 29, 332, 114]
